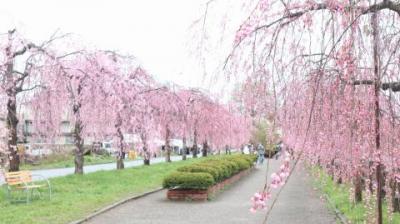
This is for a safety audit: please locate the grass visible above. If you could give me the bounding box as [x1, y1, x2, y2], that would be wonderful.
[310, 167, 400, 224]
[20, 154, 138, 170]
[0, 157, 204, 224]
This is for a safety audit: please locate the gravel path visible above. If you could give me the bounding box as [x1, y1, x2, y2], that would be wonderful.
[84, 158, 337, 224]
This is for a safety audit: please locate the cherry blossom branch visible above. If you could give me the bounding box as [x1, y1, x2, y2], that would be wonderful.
[225, 0, 400, 68]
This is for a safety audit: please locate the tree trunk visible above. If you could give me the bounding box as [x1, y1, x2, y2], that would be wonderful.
[354, 171, 363, 203]
[144, 148, 150, 166]
[141, 133, 150, 165]
[166, 147, 171, 162]
[182, 136, 187, 160]
[368, 161, 374, 193]
[142, 145, 150, 165]
[7, 91, 19, 172]
[116, 148, 125, 169]
[115, 119, 125, 170]
[73, 104, 84, 174]
[202, 141, 208, 157]
[74, 156, 84, 174]
[336, 174, 343, 184]
[328, 159, 335, 178]
[390, 177, 400, 213]
[6, 59, 19, 172]
[117, 156, 124, 169]
[335, 159, 342, 184]
[372, 10, 383, 224]
[193, 129, 198, 158]
[165, 126, 171, 162]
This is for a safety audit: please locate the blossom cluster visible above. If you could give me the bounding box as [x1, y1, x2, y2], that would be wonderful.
[250, 152, 291, 213]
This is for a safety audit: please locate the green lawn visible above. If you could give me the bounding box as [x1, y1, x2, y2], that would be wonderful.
[20, 154, 139, 170]
[311, 167, 400, 224]
[0, 158, 202, 224]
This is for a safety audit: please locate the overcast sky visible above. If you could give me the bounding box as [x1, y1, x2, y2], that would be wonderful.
[0, 0, 215, 89]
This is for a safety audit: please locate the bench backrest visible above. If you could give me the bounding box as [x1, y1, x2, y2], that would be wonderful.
[4, 171, 32, 186]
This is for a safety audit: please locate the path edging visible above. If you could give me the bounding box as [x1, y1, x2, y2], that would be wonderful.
[69, 187, 164, 224]
[307, 166, 349, 224]
[323, 193, 349, 224]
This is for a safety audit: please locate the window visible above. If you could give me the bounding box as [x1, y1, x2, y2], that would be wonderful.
[61, 121, 71, 134]
[24, 120, 33, 134]
[65, 136, 74, 144]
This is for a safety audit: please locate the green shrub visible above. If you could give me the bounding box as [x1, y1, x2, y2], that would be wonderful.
[230, 158, 250, 171]
[248, 154, 257, 160]
[206, 160, 233, 178]
[227, 155, 255, 171]
[223, 160, 240, 174]
[201, 162, 230, 180]
[177, 165, 221, 182]
[163, 154, 255, 190]
[230, 155, 256, 167]
[163, 172, 215, 189]
[240, 155, 256, 165]
[249, 154, 258, 161]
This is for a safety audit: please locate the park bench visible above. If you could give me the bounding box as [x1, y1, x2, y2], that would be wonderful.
[1, 170, 51, 203]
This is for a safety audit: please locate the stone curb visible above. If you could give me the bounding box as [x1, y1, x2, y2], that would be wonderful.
[306, 167, 349, 224]
[69, 187, 164, 224]
[323, 193, 349, 224]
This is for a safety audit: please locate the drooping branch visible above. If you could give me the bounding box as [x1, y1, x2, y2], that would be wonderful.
[255, 0, 400, 33]
[226, 0, 400, 69]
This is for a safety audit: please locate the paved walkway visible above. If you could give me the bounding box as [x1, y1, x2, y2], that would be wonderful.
[84, 159, 337, 224]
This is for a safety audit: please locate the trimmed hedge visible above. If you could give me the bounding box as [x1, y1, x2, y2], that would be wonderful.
[163, 171, 215, 189]
[163, 154, 256, 190]
[177, 165, 221, 182]
[240, 154, 257, 164]
[230, 157, 250, 171]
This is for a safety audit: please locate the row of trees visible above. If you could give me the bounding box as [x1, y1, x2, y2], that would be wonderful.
[0, 29, 251, 174]
[196, 0, 400, 223]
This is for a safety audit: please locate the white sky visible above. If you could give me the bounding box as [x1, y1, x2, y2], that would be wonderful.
[0, 0, 213, 89]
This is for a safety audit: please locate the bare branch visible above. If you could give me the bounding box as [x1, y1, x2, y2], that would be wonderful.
[343, 78, 400, 92]
[16, 84, 45, 93]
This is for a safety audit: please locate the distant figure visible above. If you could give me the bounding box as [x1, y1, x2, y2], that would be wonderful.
[243, 144, 250, 154]
[257, 143, 265, 165]
[249, 144, 254, 154]
[274, 141, 283, 160]
[225, 145, 231, 155]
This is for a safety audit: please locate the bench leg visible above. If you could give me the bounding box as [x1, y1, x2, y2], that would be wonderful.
[25, 189, 31, 204]
[32, 188, 41, 199]
[48, 187, 52, 200]
[5, 186, 11, 202]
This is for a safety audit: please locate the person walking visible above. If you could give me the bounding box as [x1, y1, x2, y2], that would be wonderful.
[249, 144, 254, 154]
[257, 143, 265, 165]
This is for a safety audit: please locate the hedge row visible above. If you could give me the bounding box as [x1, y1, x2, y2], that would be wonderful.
[163, 154, 257, 190]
